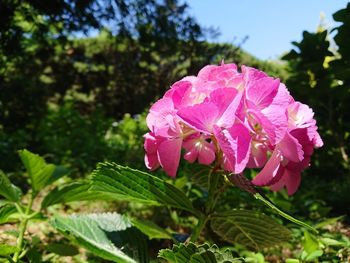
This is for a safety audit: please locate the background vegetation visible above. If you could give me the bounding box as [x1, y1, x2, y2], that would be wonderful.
[0, 0, 349, 262]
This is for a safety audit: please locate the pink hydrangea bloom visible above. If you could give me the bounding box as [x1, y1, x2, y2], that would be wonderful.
[144, 63, 322, 195]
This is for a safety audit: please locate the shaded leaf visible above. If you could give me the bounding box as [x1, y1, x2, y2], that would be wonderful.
[0, 204, 17, 224]
[46, 165, 70, 185]
[47, 243, 79, 256]
[41, 182, 114, 208]
[130, 218, 172, 239]
[211, 210, 291, 251]
[0, 171, 21, 202]
[90, 163, 198, 215]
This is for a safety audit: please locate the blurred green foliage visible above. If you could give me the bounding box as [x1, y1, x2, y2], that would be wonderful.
[0, 0, 283, 174]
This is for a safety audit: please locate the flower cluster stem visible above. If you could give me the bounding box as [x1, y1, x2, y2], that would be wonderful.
[191, 166, 222, 242]
[205, 166, 220, 214]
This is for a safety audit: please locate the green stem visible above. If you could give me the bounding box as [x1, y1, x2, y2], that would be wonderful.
[13, 193, 34, 262]
[190, 166, 222, 242]
[210, 184, 227, 210]
[254, 193, 318, 233]
[205, 166, 220, 214]
[190, 215, 208, 242]
[14, 203, 24, 215]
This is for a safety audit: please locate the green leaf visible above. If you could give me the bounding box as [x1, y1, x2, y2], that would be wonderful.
[18, 149, 55, 192]
[41, 182, 114, 208]
[303, 231, 319, 254]
[130, 218, 172, 239]
[320, 237, 345, 247]
[46, 165, 70, 185]
[0, 171, 21, 202]
[82, 212, 132, 232]
[304, 250, 323, 261]
[314, 216, 344, 229]
[0, 204, 17, 224]
[51, 214, 137, 263]
[0, 244, 19, 256]
[210, 210, 292, 251]
[254, 193, 317, 233]
[158, 242, 242, 263]
[90, 163, 198, 215]
[47, 243, 79, 256]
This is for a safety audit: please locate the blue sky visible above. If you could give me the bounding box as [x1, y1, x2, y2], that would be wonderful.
[188, 0, 349, 60]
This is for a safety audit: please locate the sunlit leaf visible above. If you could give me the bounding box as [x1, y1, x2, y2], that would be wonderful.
[90, 163, 198, 215]
[51, 214, 137, 263]
[158, 242, 242, 263]
[18, 149, 55, 192]
[0, 244, 19, 256]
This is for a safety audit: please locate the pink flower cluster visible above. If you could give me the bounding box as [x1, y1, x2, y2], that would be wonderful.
[144, 63, 323, 195]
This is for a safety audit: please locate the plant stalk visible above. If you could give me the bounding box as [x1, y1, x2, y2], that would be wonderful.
[13, 193, 34, 262]
[190, 215, 208, 242]
[205, 166, 220, 214]
[190, 166, 222, 242]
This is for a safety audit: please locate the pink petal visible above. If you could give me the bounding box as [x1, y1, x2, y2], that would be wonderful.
[213, 123, 251, 174]
[242, 65, 268, 81]
[270, 170, 301, 195]
[260, 83, 292, 141]
[247, 143, 268, 168]
[146, 97, 175, 132]
[208, 88, 238, 116]
[285, 171, 301, 195]
[184, 149, 198, 163]
[313, 132, 324, 148]
[144, 132, 159, 153]
[246, 77, 280, 109]
[183, 136, 216, 165]
[287, 101, 315, 128]
[216, 90, 243, 128]
[164, 80, 192, 109]
[145, 153, 159, 170]
[252, 150, 284, 186]
[157, 138, 182, 177]
[198, 143, 216, 165]
[279, 132, 304, 162]
[245, 82, 291, 144]
[177, 102, 219, 133]
[198, 63, 238, 81]
[246, 108, 284, 145]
